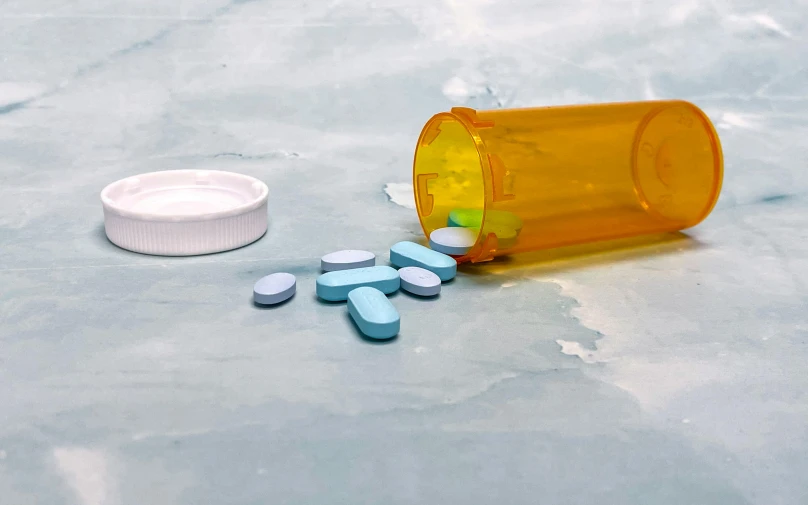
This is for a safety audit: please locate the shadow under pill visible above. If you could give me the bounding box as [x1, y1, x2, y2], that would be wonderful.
[313, 294, 347, 306]
[251, 293, 296, 310]
[398, 290, 441, 301]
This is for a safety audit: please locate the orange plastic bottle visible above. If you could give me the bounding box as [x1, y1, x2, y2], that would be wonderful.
[413, 100, 723, 263]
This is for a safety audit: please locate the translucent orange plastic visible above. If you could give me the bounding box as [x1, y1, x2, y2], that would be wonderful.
[413, 100, 723, 263]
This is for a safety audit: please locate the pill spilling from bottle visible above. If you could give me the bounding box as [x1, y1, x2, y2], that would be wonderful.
[251, 236, 462, 340]
[248, 203, 531, 339]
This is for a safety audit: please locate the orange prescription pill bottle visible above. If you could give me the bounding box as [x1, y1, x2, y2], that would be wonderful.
[413, 100, 723, 263]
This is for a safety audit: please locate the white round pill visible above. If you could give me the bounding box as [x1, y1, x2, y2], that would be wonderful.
[398, 267, 441, 297]
[321, 250, 376, 272]
[428, 227, 478, 256]
[253, 272, 296, 305]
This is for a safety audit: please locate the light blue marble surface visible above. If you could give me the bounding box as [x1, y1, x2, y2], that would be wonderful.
[1, 1, 807, 504]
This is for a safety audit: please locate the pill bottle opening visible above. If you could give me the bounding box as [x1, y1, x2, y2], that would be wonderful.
[413, 112, 487, 262]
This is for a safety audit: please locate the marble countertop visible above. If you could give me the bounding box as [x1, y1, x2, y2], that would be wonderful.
[1, 1, 806, 504]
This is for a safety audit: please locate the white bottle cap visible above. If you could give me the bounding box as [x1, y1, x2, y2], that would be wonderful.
[101, 170, 268, 256]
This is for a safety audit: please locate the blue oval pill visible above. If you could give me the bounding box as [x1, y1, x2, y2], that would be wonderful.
[316, 266, 400, 301]
[389, 241, 457, 281]
[254, 272, 296, 305]
[348, 287, 400, 340]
